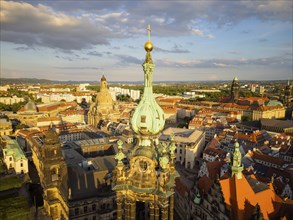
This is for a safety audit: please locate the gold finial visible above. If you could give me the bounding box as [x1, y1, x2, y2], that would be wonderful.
[144, 24, 153, 52]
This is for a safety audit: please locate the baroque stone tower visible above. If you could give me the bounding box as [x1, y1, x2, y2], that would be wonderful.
[40, 126, 68, 219]
[231, 76, 239, 102]
[113, 25, 179, 220]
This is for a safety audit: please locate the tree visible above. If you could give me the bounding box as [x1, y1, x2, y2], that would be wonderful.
[15, 124, 29, 130]
[117, 94, 133, 102]
[241, 115, 252, 122]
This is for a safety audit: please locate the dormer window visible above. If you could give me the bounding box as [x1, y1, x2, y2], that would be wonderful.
[141, 115, 146, 123]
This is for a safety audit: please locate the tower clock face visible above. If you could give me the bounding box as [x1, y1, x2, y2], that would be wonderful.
[139, 160, 148, 172]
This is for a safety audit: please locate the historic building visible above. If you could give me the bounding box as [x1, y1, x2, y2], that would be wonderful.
[0, 118, 13, 136]
[31, 126, 69, 219]
[22, 125, 118, 220]
[88, 75, 120, 127]
[113, 25, 178, 220]
[284, 80, 292, 107]
[3, 139, 28, 174]
[159, 127, 205, 169]
[230, 76, 239, 102]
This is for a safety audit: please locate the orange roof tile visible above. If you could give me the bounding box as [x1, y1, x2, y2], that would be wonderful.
[220, 174, 283, 220]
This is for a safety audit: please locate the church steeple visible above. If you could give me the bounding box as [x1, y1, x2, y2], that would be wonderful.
[231, 140, 244, 179]
[131, 24, 165, 146]
[113, 25, 178, 220]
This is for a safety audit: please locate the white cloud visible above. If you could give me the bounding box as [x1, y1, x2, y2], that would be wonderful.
[191, 28, 204, 36]
[207, 34, 215, 39]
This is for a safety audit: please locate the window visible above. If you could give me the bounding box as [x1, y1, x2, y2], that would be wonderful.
[74, 208, 79, 215]
[93, 217, 96, 220]
[141, 115, 146, 123]
[84, 206, 87, 213]
[92, 204, 96, 211]
[20, 163, 23, 167]
[180, 149, 182, 154]
[9, 157, 12, 161]
[139, 161, 148, 172]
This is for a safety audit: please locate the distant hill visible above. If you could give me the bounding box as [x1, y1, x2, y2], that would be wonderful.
[0, 78, 100, 85]
[1, 78, 54, 84]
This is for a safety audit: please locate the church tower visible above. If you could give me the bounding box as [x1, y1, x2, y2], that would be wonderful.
[231, 141, 243, 179]
[113, 25, 179, 220]
[231, 76, 239, 102]
[40, 125, 68, 219]
[284, 80, 292, 107]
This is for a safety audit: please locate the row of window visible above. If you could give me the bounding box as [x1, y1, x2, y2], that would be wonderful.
[74, 203, 112, 215]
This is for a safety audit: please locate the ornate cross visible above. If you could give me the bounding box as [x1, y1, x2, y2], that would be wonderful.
[147, 24, 151, 41]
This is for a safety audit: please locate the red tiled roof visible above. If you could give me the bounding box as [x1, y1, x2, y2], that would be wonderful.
[251, 151, 286, 166]
[175, 178, 188, 196]
[198, 175, 213, 193]
[220, 174, 283, 220]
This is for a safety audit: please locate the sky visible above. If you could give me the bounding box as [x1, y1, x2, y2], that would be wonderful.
[0, 0, 292, 82]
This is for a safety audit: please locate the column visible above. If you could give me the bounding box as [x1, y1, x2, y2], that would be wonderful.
[130, 200, 136, 220]
[154, 205, 159, 220]
[125, 199, 130, 220]
[117, 198, 122, 220]
[161, 206, 168, 220]
[149, 202, 155, 220]
[169, 195, 174, 220]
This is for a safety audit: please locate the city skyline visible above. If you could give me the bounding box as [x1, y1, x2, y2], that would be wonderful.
[1, 0, 292, 81]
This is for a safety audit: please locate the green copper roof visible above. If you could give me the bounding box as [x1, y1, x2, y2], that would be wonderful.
[194, 192, 201, 204]
[266, 100, 283, 107]
[231, 141, 243, 179]
[131, 50, 165, 143]
[4, 140, 26, 162]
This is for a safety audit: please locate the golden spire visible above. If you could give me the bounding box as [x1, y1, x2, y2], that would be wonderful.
[144, 24, 153, 52]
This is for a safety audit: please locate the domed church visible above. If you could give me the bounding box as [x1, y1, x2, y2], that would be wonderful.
[88, 75, 120, 127]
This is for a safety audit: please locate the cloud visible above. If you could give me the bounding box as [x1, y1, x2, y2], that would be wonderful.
[155, 44, 190, 53]
[14, 46, 36, 51]
[156, 55, 292, 68]
[1, 1, 112, 50]
[55, 55, 88, 61]
[115, 54, 143, 65]
[227, 51, 240, 55]
[258, 38, 268, 42]
[127, 45, 139, 49]
[1, 1, 291, 51]
[207, 34, 215, 39]
[191, 29, 204, 36]
[87, 51, 103, 57]
[54, 66, 102, 70]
